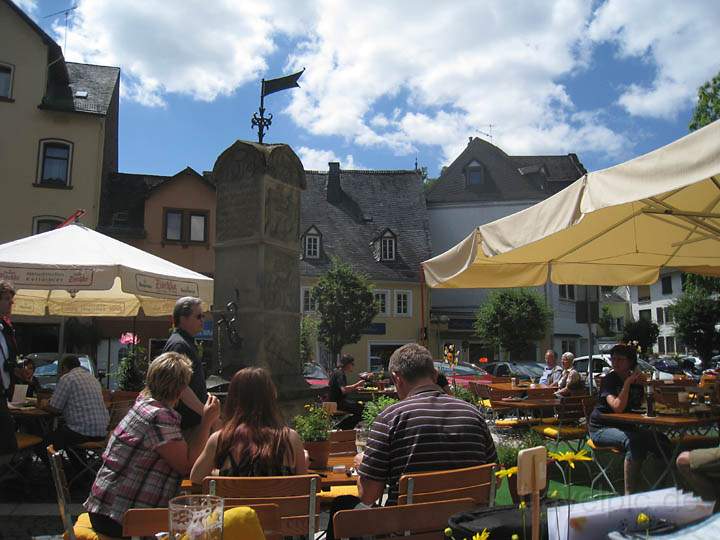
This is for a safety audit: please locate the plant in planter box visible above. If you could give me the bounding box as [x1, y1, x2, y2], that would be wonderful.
[294, 403, 332, 469]
[452, 384, 477, 406]
[362, 395, 398, 427]
[495, 430, 548, 503]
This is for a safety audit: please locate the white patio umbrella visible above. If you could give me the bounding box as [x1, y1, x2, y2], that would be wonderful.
[423, 119, 720, 288]
[0, 224, 213, 316]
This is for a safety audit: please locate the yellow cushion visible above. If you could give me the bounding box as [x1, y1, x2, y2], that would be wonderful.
[587, 439, 622, 453]
[65, 512, 118, 540]
[541, 417, 559, 424]
[532, 426, 587, 439]
[480, 399, 492, 408]
[15, 433, 42, 450]
[224, 506, 265, 540]
[317, 485, 360, 504]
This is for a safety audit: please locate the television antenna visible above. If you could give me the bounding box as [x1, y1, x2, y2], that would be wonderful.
[42, 4, 78, 52]
[474, 123, 495, 142]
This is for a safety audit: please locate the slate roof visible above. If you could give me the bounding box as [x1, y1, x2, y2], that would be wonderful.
[300, 169, 432, 283]
[64, 63, 120, 115]
[426, 137, 586, 204]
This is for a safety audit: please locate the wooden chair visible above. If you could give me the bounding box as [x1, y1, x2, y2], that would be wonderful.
[203, 474, 321, 537]
[531, 395, 589, 452]
[0, 432, 43, 483]
[397, 463, 497, 506]
[330, 429, 357, 454]
[334, 498, 475, 540]
[123, 504, 281, 540]
[580, 396, 622, 496]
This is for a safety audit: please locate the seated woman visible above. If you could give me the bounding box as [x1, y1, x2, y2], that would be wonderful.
[84, 352, 220, 538]
[554, 352, 582, 397]
[588, 344, 671, 494]
[191, 367, 306, 482]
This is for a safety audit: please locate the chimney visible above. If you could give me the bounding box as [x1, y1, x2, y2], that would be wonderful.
[327, 162, 341, 203]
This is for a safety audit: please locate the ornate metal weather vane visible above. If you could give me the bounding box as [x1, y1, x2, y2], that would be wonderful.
[251, 68, 305, 144]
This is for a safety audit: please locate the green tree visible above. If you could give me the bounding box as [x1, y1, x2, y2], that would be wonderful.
[684, 273, 720, 295]
[689, 71, 720, 131]
[473, 289, 552, 360]
[671, 284, 720, 369]
[598, 305, 616, 337]
[299, 314, 319, 364]
[622, 318, 659, 357]
[313, 258, 378, 368]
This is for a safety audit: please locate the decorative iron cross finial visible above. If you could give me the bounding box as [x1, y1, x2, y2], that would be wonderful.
[251, 107, 272, 144]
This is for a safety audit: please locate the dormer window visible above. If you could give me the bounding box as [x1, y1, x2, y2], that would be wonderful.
[371, 229, 397, 262]
[465, 160, 484, 187]
[303, 226, 321, 259]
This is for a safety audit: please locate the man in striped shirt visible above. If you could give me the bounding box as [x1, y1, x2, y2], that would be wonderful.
[357, 343, 497, 505]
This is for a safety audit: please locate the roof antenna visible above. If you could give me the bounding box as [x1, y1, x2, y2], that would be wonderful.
[475, 123, 495, 142]
[42, 5, 78, 52]
[414, 155, 418, 171]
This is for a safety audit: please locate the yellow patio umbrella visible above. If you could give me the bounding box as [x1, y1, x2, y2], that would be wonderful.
[423, 119, 720, 288]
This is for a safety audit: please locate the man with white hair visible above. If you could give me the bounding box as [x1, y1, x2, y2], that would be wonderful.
[539, 349, 562, 386]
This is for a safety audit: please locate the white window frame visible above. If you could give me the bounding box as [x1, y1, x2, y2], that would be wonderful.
[374, 289, 389, 317]
[394, 289, 412, 317]
[301, 286, 317, 313]
[0, 62, 14, 100]
[305, 235, 320, 259]
[32, 215, 63, 235]
[381, 235, 395, 261]
[559, 284, 575, 301]
[37, 139, 73, 187]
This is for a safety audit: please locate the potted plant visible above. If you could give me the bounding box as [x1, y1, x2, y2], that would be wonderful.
[117, 333, 147, 392]
[495, 430, 549, 504]
[361, 395, 398, 427]
[294, 403, 332, 469]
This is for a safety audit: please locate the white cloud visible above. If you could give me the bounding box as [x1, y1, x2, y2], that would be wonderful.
[588, 0, 720, 119]
[14, 0, 36, 15]
[297, 146, 362, 170]
[56, 0, 719, 161]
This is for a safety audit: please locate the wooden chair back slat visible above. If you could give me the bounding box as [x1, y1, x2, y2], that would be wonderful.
[123, 503, 281, 540]
[488, 387, 517, 400]
[202, 474, 321, 497]
[529, 387, 557, 399]
[330, 429, 356, 442]
[223, 496, 311, 516]
[557, 395, 589, 424]
[334, 498, 475, 540]
[475, 383, 492, 400]
[330, 429, 357, 453]
[398, 463, 496, 506]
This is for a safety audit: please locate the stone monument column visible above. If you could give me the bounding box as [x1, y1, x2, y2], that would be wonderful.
[212, 141, 308, 396]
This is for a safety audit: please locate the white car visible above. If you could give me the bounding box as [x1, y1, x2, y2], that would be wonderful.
[573, 354, 673, 384]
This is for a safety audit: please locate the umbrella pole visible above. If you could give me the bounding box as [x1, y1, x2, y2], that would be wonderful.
[586, 285, 594, 394]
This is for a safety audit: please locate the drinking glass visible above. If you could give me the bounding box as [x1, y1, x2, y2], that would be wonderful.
[169, 495, 223, 540]
[355, 424, 369, 454]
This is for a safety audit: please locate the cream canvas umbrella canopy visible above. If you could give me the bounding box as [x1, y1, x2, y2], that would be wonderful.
[0, 224, 214, 316]
[423, 120, 720, 288]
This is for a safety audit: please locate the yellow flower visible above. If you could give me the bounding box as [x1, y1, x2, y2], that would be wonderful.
[518, 501, 527, 510]
[495, 466, 518, 479]
[548, 449, 593, 469]
[636, 513, 650, 527]
[550, 489, 559, 498]
[511, 535, 519, 540]
[444, 527, 454, 537]
[472, 529, 490, 540]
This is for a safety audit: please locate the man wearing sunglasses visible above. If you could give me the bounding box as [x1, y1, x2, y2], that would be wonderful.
[163, 296, 209, 439]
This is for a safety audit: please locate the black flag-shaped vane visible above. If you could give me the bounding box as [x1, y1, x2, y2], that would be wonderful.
[262, 68, 305, 97]
[252, 68, 305, 143]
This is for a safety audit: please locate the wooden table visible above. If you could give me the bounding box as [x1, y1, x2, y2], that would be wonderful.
[9, 405, 55, 434]
[491, 398, 560, 411]
[181, 454, 358, 494]
[490, 382, 553, 396]
[597, 412, 720, 488]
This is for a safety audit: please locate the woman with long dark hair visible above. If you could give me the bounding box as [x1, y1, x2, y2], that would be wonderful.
[190, 367, 307, 482]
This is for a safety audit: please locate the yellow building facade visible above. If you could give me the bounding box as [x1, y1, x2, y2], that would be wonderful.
[0, 0, 119, 244]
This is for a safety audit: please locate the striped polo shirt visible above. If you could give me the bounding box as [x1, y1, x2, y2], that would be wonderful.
[358, 383, 497, 505]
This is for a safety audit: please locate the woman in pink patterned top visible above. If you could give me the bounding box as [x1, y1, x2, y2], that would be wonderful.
[84, 352, 220, 537]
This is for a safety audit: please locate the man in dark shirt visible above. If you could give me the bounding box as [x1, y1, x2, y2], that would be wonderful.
[328, 354, 365, 429]
[163, 296, 208, 436]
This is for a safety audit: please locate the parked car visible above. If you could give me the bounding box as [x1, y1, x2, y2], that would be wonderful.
[573, 354, 674, 384]
[28, 353, 99, 391]
[433, 361, 492, 388]
[303, 362, 329, 387]
[650, 357, 683, 375]
[482, 361, 545, 381]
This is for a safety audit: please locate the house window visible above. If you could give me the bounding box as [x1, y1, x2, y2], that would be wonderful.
[467, 168, 483, 186]
[32, 216, 63, 235]
[301, 287, 317, 313]
[561, 339, 577, 355]
[663, 307, 672, 324]
[665, 335, 676, 354]
[615, 316, 625, 332]
[394, 290, 412, 317]
[381, 237, 395, 261]
[637, 285, 651, 303]
[37, 140, 72, 187]
[163, 209, 208, 243]
[374, 289, 389, 316]
[0, 63, 13, 99]
[639, 309, 651, 322]
[656, 307, 664, 325]
[661, 276, 673, 295]
[305, 235, 320, 258]
[559, 284, 575, 300]
[658, 336, 666, 354]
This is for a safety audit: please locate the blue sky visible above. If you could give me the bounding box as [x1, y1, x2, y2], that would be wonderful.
[22, 0, 720, 177]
